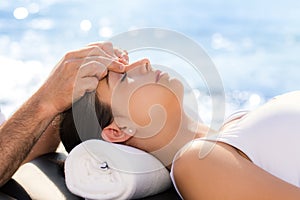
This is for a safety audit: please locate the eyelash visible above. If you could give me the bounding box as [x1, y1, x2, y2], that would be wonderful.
[104, 72, 127, 85]
[119, 126, 127, 131]
[120, 72, 127, 82]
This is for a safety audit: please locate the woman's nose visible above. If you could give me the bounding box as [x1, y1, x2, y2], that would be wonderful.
[125, 58, 151, 73]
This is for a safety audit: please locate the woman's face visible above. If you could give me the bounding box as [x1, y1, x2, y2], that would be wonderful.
[96, 58, 184, 151]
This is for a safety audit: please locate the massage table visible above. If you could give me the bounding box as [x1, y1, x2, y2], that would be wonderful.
[0, 152, 180, 199]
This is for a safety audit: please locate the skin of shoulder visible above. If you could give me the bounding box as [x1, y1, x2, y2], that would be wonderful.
[172, 140, 300, 200]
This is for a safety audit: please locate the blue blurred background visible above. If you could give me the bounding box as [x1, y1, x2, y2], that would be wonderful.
[1, 0, 300, 118]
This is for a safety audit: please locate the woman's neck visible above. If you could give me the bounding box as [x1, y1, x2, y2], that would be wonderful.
[184, 113, 212, 139]
[152, 112, 212, 169]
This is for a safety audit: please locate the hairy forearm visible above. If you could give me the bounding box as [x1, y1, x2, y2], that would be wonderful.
[0, 94, 56, 186]
[23, 115, 61, 164]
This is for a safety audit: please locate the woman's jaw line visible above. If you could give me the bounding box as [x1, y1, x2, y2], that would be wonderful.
[123, 110, 210, 168]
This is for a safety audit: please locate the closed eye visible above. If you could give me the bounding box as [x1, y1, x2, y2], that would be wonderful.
[103, 71, 126, 88]
[119, 126, 127, 131]
[120, 72, 127, 82]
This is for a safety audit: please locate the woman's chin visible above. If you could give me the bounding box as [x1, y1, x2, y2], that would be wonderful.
[170, 78, 184, 101]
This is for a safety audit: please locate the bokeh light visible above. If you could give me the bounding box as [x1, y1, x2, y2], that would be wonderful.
[99, 27, 113, 38]
[80, 20, 92, 32]
[13, 7, 28, 20]
[1, 0, 300, 117]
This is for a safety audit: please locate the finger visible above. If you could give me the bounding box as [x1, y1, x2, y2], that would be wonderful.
[114, 48, 129, 65]
[101, 42, 115, 57]
[74, 77, 99, 99]
[87, 42, 115, 59]
[88, 42, 129, 65]
[65, 45, 112, 60]
[68, 56, 124, 73]
[88, 42, 115, 57]
[118, 56, 129, 65]
[81, 77, 99, 93]
[81, 56, 125, 73]
[78, 61, 107, 80]
[114, 48, 128, 58]
[89, 42, 129, 63]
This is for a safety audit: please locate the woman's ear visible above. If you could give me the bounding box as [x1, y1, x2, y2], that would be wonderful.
[101, 121, 132, 143]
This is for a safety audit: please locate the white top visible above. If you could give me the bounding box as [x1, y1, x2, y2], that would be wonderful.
[171, 91, 300, 198]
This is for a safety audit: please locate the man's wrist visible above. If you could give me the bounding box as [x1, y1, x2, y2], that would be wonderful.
[28, 91, 60, 122]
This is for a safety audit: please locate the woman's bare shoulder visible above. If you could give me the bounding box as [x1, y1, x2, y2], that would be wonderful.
[172, 140, 300, 200]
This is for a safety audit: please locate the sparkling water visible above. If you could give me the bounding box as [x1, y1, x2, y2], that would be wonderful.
[1, 0, 300, 122]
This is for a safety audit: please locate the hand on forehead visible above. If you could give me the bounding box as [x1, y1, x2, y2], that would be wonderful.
[88, 42, 129, 65]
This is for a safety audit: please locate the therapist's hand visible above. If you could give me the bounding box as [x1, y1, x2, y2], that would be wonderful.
[37, 43, 126, 115]
[88, 42, 129, 65]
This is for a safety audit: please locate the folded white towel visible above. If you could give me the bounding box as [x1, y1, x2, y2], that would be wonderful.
[65, 139, 171, 200]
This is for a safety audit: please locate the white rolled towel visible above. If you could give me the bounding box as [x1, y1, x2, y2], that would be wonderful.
[65, 139, 171, 200]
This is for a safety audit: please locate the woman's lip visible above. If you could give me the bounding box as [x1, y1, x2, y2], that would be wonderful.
[155, 70, 170, 82]
[155, 70, 162, 82]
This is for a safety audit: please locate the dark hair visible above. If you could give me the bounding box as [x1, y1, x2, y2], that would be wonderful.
[59, 92, 113, 153]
